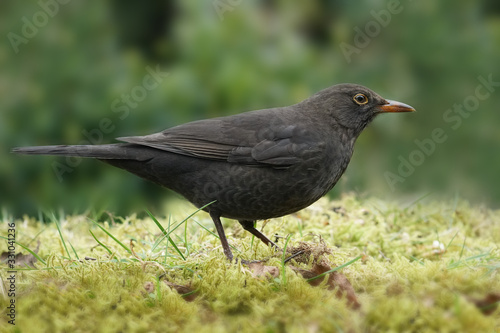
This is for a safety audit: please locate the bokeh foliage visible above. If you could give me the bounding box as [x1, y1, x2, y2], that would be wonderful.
[1, 0, 500, 217]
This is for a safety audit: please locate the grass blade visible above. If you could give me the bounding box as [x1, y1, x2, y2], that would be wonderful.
[280, 234, 293, 285]
[49, 213, 72, 260]
[0, 236, 47, 266]
[88, 218, 132, 255]
[69, 242, 80, 261]
[146, 209, 185, 260]
[89, 229, 113, 255]
[306, 255, 362, 282]
[404, 191, 433, 210]
[148, 201, 216, 258]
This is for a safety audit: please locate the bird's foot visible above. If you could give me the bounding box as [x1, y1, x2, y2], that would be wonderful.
[232, 257, 269, 265]
[283, 250, 305, 264]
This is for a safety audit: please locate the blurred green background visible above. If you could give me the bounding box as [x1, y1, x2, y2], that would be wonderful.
[1, 0, 500, 218]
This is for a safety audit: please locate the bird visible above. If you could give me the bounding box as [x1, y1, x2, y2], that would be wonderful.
[13, 83, 415, 261]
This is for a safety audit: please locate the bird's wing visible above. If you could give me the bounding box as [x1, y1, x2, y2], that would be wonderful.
[117, 109, 323, 168]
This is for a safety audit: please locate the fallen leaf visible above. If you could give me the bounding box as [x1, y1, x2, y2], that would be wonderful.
[386, 280, 404, 296]
[0, 240, 40, 268]
[292, 262, 360, 310]
[248, 262, 280, 279]
[164, 281, 198, 302]
[468, 292, 500, 315]
[143, 281, 155, 294]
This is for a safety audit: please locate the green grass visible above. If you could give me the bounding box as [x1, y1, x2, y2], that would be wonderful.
[1, 195, 499, 332]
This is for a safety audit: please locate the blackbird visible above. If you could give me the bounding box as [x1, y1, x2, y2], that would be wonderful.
[13, 84, 415, 261]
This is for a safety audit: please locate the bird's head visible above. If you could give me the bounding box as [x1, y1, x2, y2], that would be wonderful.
[303, 83, 415, 135]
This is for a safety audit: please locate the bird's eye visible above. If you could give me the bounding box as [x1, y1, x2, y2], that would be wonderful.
[353, 93, 368, 105]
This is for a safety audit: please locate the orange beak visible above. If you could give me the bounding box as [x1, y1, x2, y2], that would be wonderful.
[376, 99, 416, 113]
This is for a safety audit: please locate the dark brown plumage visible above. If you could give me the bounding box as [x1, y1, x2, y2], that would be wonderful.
[12, 84, 415, 261]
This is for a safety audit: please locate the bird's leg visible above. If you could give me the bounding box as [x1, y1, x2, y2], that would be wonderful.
[209, 211, 234, 262]
[238, 220, 280, 249]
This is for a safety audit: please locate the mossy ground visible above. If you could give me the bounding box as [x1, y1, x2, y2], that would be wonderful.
[1, 195, 499, 332]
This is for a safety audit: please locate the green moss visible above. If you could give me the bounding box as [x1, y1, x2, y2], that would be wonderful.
[1, 195, 499, 332]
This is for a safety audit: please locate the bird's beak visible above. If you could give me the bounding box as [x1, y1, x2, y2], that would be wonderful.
[376, 99, 416, 113]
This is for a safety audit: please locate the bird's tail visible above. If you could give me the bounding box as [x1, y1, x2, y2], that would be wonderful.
[11, 144, 132, 160]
